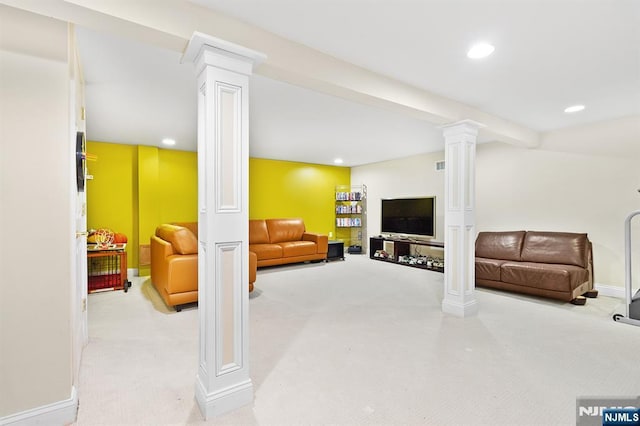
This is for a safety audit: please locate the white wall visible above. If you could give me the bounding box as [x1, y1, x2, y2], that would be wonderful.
[476, 142, 639, 288]
[0, 5, 75, 420]
[352, 151, 446, 241]
[352, 139, 639, 288]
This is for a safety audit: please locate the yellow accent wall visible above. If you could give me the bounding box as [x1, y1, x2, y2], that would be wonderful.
[137, 145, 160, 276]
[86, 142, 136, 266]
[158, 149, 198, 223]
[86, 148, 345, 272]
[86, 141, 197, 273]
[249, 158, 350, 236]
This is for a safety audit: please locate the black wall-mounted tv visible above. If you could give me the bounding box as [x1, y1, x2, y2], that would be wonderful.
[381, 197, 435, 238]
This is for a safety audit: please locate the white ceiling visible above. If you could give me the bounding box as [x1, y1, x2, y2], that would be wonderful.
[77, 28, 197, 152]
[76, 0, 640, 166]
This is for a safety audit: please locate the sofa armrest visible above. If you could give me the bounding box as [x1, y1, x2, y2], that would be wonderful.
[249, 251, 257, 285]
[587, 241, 594, 289]
[303, 232, 328, 254]
[151, 235, 174, 289]
[151, 235, 175, 258]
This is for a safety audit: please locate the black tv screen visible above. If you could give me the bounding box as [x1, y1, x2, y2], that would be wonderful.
[381, 197, 435, 238]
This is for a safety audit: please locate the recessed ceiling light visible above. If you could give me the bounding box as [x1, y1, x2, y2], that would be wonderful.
[467, 43, 495, 59]
[564, 105, 585, 113]
[162, 138, 176, 146]
[334, 158, 344, 165]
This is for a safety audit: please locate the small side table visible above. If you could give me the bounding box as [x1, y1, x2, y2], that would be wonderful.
[87, 243, 131, 293]
[327, 240, 345, 261]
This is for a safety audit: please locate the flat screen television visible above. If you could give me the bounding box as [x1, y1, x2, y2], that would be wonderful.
[381, 197, 435, 238]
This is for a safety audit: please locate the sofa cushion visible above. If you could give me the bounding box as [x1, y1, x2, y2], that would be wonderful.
[280, 240, 317, 257]
[249, 243, 283, 260]
[501, 261, 589, 292]
[520, 231, 588, 268]
[156, 224, 198, 255]
[475, 257, 508, 281]
[266, 218, 305, 243]
[475, 231, 525, 261]
[164, 254, 198, 293]
[172, 222, 198, 237]
[249, 220, 270, 244]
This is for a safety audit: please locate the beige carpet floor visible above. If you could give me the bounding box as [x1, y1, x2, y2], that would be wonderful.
[74, 254, 639, 425]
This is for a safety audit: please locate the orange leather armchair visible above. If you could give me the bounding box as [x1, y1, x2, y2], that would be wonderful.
[150, 224, 198, 310]
[150, 223, 257, 312]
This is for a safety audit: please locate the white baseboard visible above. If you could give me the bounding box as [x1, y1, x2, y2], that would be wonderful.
[0, 386, 77, 426]
[441, 298, 479, 317]
[127, 268, 138, 277]
[195, 376, 253, 419]
[595, 283, 625, 299]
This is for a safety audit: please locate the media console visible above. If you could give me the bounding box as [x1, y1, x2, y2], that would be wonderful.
[369, 236, 444, 273]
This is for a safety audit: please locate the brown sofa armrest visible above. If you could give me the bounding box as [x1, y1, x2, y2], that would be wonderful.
[303, 232, 328, 254]
[587, 241, 594, 289]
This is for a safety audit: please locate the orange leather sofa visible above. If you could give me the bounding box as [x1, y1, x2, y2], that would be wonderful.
[150, 222, 257, 311]
[249, 218, 328, 267]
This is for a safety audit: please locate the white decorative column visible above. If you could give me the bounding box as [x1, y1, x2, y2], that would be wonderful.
[441, 120, 484, 317]
[182, 32, 265, 419]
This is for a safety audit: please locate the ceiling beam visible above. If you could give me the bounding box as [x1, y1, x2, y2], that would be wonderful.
[2, 0, 539, 148]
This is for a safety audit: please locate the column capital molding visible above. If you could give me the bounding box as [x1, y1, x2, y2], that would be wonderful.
[440, 119, 486, 139]
[182, 31, 266, 75]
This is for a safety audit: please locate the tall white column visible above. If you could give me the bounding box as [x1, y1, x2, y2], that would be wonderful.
[182, 32, 265, 419]
[441, 120, 484, 317]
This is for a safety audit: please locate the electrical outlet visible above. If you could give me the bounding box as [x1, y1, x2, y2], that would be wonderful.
[82, 298, 87, 312]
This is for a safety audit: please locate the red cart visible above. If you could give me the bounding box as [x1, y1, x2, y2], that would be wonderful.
[87, 243, 131, 293]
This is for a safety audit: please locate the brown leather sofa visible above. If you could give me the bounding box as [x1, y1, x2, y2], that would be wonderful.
[475, 231, 597, 304]
[150, 223, 257, 311]
[249, 218, 328, 267]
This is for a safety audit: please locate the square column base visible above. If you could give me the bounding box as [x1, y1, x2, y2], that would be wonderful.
[195, 376, 254, 419]
[442, 298, 479, 317]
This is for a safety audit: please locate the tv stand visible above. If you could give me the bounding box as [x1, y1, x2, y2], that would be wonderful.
[369, 236, 444, 273]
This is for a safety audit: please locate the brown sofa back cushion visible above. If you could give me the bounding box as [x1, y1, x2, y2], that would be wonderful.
[155, 224, 198, 255]
[266, 218, 305, 243]
[249, 220, 270, 244]
[520, 231, 588, 268]
[475, 231, 526, 261]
